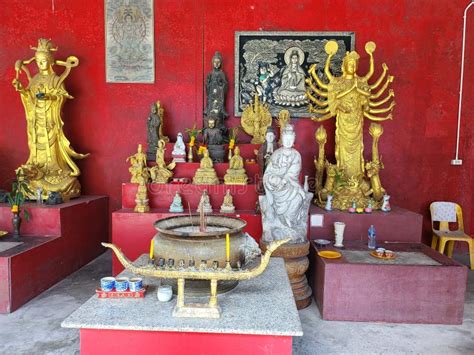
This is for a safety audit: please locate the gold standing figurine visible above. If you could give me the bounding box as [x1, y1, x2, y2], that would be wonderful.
[192, 149, 219, 185]
[12, 39, 89, 201]
[224, 146, 248, 185]
[306, 40, 395, 210]
[241, 95, 272, 144]
[127, 144, 149, 183]
[134, 169, 150, 213]
[150, 140, 175, 183]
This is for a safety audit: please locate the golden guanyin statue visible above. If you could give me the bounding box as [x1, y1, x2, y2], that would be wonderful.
[224, 146, 248, 185]
[12, 39, 88, 200]
[193, 149, 219, 185]
[149, 140, 175, 183]
[241, 95, 272, 144]
[306, 40, 395, 210]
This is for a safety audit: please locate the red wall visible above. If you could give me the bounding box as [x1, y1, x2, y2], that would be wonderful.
[1, 0, 473, 242]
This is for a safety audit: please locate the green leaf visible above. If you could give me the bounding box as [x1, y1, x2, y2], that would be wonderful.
[23, 184, 33, 195]
[23, 209, 30, 221]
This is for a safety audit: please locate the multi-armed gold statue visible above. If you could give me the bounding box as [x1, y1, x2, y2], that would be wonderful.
[12, 39, 88, 200]
[241, 95, 272, 144]
[306, 40, 395, 210]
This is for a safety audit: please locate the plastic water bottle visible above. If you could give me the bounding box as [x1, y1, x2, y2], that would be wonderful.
[368, 225, 376, 249]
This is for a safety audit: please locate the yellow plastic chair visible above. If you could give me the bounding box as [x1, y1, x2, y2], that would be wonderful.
[430, 202, 473, 270]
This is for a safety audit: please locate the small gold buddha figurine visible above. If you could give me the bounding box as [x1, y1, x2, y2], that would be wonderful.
[224, 146, 248, 185]
[197, 190, 213, 213]
[220, 189, 235, 214]
[127, 144, 149, 183]
[150, 140, 176, 183]
[192, 149, 219, 185]
[134, 169, 150, 213]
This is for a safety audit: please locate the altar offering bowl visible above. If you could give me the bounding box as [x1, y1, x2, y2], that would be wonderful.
[157, 285, 173, 302]
[101, 277, 115, 292]
[152, 215, 248, 295]
[115, 277, 129, 292]
[129, 278, 143, 292]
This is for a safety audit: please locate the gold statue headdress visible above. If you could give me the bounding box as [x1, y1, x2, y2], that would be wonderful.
[30, 39, 58, 55]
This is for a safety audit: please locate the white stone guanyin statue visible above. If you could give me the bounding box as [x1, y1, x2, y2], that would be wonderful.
[172, 132, 186, 162]
[259, 124, 313, 244]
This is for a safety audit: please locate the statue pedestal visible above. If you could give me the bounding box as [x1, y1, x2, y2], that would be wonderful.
[261, 241, 312, 310]
[309, 241, 467, 324]
[0, 196, 108, 313]
[309, 205, 423, 243]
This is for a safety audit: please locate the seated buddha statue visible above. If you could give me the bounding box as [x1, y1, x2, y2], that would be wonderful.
[224, 146, 248, 185]
[220, 189, 235, 213]
[169, 191, 184, 213]
[196, 190, 213, 213]
[192, 149, 219, 185]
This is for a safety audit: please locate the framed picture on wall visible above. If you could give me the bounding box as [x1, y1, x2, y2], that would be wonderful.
[105, 0, 155, 83]
[234, 31, 355, 117]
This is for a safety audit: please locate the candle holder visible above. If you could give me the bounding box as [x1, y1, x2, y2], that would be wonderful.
[103, 237, 290, 319]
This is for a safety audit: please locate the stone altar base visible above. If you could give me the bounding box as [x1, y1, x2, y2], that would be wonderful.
[310, 205, 423, 242]
[261, 241, 312, 309]
[0, 196, 108, 313]
[309, 241, 467, 324]
[62, 257, 302, 355]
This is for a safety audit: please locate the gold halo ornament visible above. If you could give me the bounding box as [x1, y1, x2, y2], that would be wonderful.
[324, 40, 339, 55]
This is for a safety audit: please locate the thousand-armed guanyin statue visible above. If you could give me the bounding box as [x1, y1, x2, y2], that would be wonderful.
[12, 39, 88, 201]
[306, 40, 395, 210]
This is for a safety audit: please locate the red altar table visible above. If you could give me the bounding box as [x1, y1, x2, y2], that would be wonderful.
[309, 205, 423, 243]
[309, 241, 468, 324]
[62, 257, 302, 355]
[0, 196, 108, 313]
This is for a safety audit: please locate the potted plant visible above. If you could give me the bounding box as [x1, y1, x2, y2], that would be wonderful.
[6, 171, 31, 238]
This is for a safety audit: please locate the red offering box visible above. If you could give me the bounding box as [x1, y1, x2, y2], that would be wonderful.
[96, 287, 147, 299]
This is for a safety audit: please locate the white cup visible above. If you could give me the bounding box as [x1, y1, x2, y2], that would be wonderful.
[157, 285, 173, 302]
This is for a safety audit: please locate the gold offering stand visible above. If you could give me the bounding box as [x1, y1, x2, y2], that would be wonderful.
[103, 237, 289, 319]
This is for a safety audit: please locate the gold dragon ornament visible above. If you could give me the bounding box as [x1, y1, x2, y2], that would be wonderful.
[306, 40, 395, 210]
[241, 95, 272, 144]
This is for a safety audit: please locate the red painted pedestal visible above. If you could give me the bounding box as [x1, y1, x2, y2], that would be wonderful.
[309, 241, 467, 324]
[80, 329, 292, 355]
[310, 205, 423, 243]
[0, 196, 108, 313]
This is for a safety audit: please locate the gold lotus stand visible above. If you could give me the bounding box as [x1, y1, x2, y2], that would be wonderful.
[103, 238, 289, 319]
